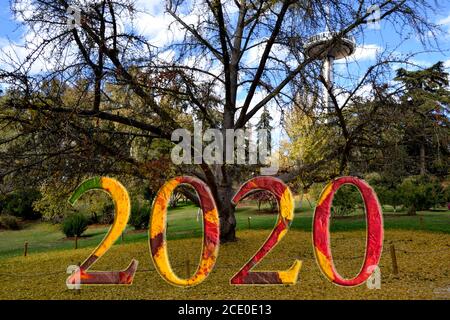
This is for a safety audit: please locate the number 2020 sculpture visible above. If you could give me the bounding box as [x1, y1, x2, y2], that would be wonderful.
[66, 175, 383, 288]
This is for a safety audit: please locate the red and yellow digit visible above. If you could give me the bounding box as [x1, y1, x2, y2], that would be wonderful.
[149, 176, 220, 287]
[66, 175, 383, 289]
[230, 177, 301, 285]
[313, 176, 383, 286]
[66, 176, 138, 286]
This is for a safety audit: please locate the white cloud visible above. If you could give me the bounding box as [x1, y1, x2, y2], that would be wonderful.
[0, 0, 188, 74]
[436, 13, 450, 40]
[438, 15, 450, 26]
[350, 44, 381, 62]
[134, 1, 204, 49]
[135, 12, 178, 48]
[444, 59, 450, 69]
[0, 38, 47, 74]
[334, 83, 374, 107]
[245, 41, 266, 67]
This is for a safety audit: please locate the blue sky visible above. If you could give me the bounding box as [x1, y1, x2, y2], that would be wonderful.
[2, 0, 450, 83]
[0, 0, 449, 149]
[357, 1, 450, 67]
[1, 1, 450, 66]
[0, 2, 22, 43]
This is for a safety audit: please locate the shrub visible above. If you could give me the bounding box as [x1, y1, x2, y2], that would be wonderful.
[381, 187, 404, 212]
[0, 215, 21, 230]
[129, 201, 150, 230]
[62, 213, 88, 237]
[399, 176, 445, 215]
[248, 191, 277, 213]
[2, 189, 41, 220]
[331, 185, 363, 217]
[309, 183, 327, 204]
[100, 203, 115, 224]
[32, 191, 70, 223]
[169, 192, 182, 208]
[88, 212, 100, 225]
[444, 186, 450, 209]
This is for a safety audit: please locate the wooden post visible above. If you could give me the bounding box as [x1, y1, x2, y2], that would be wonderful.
[185, 257, 191, 278]
[390, 244, 399, 275]
[419, 216, 424, 229]
[121, 232, 124, 242]
[24, 241, 28, 257]
[75, 236, 78, 250]
[248, 217, 252, 229]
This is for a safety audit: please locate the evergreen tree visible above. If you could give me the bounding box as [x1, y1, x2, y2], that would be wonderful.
[256, 107, 274, 154]
[395, 62, 450, 177]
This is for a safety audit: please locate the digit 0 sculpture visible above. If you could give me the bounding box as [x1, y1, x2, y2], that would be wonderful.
[150, 176, 220, 287]
[313, 177, 383, 286]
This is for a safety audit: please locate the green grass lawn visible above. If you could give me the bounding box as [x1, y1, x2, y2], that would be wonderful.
[0, 202, 448, 259]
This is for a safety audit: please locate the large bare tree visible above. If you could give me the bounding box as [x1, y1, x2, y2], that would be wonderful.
[0, 0, 440, 241]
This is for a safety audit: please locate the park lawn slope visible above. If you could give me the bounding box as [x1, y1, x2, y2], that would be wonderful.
[0, 205, 448, 259]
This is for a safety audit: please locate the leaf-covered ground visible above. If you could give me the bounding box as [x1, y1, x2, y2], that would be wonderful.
[0, 230, 448, 300]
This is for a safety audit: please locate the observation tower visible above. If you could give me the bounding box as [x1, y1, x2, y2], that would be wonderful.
[304, 10, 356, 115]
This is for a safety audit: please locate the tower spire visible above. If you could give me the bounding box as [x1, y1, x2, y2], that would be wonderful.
[303, 3, 356, 120]
[325, 1, 330, 32]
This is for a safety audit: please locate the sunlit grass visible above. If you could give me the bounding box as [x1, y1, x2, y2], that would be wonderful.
[0, 202, 448, 259]
[0, 229, 448, 300]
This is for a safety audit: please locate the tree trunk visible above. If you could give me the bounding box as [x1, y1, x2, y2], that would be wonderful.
[199, 164, 237, 243]
[216, 184, 237, 243]
[419, 142, 426, 176]
[407, 205, 416, 216]
[179, 187, 200, 207]
[298, 192, 304, 211]
[306, 198, 314, 209]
